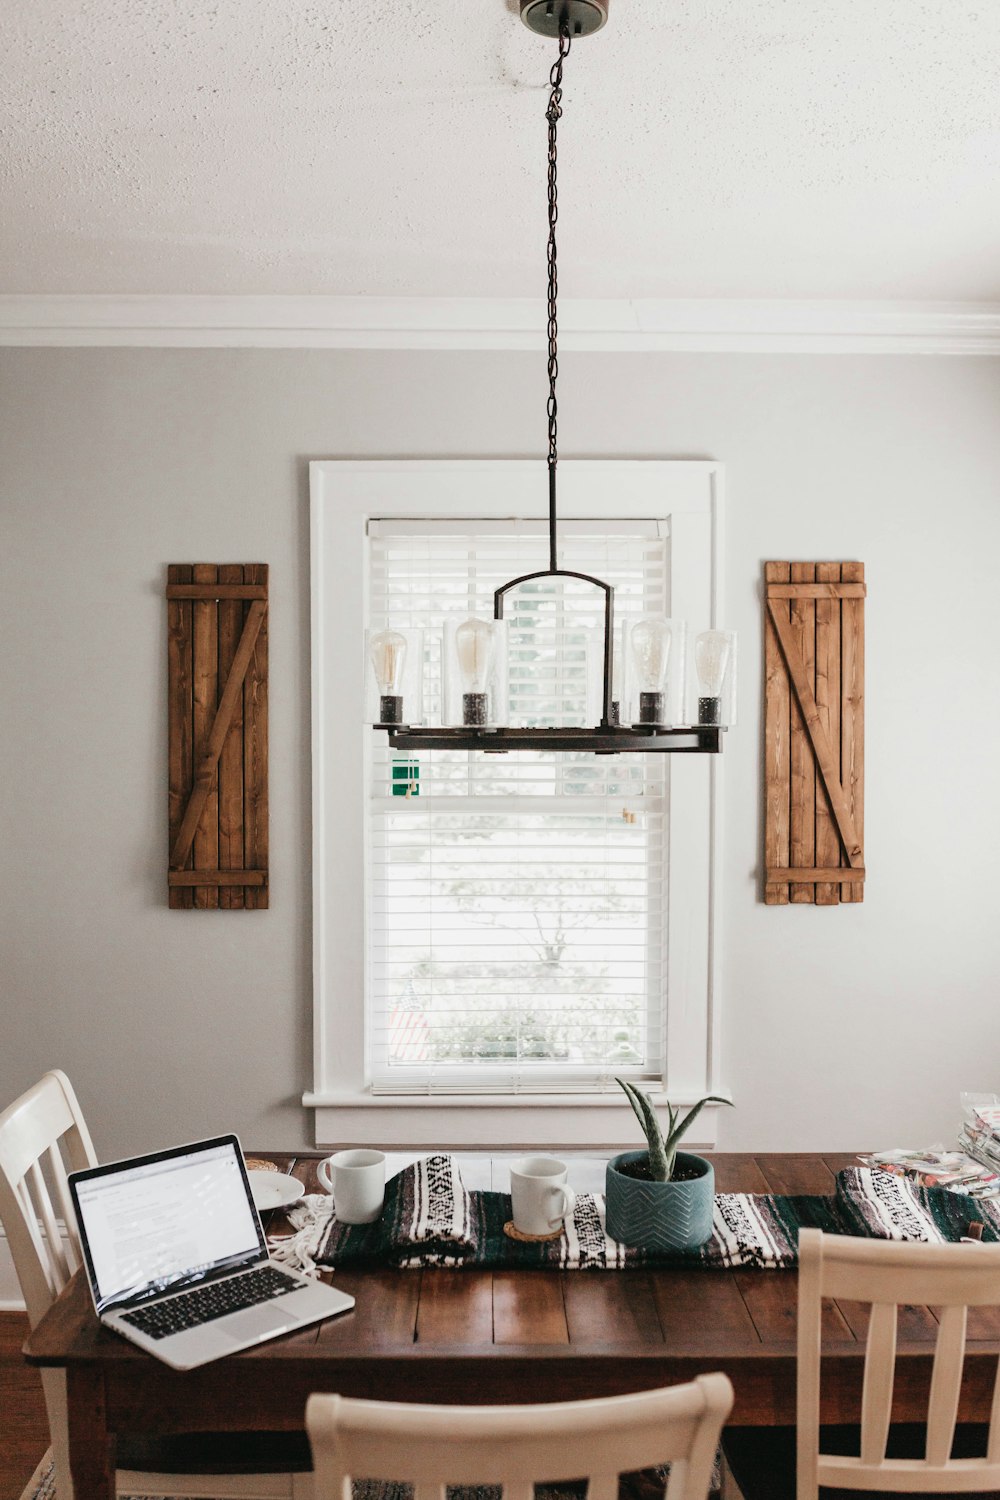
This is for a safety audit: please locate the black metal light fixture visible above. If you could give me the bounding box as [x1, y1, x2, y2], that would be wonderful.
[372, 0, 735, 756]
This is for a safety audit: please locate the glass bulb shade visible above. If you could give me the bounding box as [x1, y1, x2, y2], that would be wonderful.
[455, 616, 497, 693]
[442, 618, 507, 727]
[629, 616, 672, 692]
[583, 626, 605, 726]
[369, 629, 407, 695]
[611, 632, 624, 691]
[364, 627, 424, 726]
[608, 620, 629, 726]
[694, 630, 731, 696]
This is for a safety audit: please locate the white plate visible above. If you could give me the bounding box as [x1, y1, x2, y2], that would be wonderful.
[247, 1170, 304, 1212]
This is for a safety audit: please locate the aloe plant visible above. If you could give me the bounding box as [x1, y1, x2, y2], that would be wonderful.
[615, 1078, 732, 1181]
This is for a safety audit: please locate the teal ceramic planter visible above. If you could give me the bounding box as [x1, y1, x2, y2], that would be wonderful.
[605, 1150, 715, 1251]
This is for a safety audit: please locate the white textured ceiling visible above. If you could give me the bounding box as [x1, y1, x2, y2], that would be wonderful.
[3, 0, 1000, 299]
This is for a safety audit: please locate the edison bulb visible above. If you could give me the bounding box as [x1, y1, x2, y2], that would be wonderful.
[630, 616, 672, 725]
[455, 617, 496, 725]
[370, 629, 407, 725]
[370, 630, 406, 693]
[695, 630, 731, 726]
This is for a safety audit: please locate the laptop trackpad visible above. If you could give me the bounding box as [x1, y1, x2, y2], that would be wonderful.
[220, 1305, 294, 1341]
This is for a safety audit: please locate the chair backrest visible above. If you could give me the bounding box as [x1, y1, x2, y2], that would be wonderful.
[0, 1071, 97, 1327]
[797, 1226, 1000, 1498]
[307, 1375, 732, 1500]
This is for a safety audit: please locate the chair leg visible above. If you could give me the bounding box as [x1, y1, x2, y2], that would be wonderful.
[39, 1368, 74, 1500]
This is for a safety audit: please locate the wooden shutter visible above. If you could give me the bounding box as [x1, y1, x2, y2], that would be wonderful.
[764, 561, 864, 905]
[167, 564, 269, 909]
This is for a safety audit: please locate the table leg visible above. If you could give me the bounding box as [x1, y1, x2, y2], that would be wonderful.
[66, 1366, 116, 1500]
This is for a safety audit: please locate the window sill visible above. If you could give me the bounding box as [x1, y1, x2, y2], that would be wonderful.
[302, 1091, 730, 1151]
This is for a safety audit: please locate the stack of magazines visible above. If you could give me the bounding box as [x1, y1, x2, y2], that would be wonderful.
[858, 1094, 1000, 1199]
[858, 1149, 1000, 1198]
[958, 1095, 1000, 1187]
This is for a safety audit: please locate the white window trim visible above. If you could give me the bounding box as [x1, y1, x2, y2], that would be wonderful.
[306, 459, 729, 1149]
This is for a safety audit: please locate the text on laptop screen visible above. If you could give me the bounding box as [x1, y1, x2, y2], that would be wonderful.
[75, 1142, 261, 1309]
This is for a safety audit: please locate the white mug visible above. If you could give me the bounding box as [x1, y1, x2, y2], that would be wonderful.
[317, 1149, 386, 1225]
[510, 1155, 576, 1237]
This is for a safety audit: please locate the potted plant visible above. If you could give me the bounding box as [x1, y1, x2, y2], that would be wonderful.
[605, 1079, 731, 1251]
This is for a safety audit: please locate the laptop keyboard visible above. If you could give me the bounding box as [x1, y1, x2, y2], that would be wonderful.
[121, 1266, 302, 1340]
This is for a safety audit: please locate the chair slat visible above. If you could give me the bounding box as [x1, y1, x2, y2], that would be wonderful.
[501, 1484, 535, 1500]
[46, 1144, 81, 1273]
[664, 1459, 688, 1500]
[16, 1175, 58, 1299]
[16, 1174, 35, 1224]
[926, 1304, 968, 1467]
[686, 1392, 733, 1500]
[587, 1474, 619, 1500]
[412, 1485, 445, 1500]
[859, 1302, 897, 1465]
[62, 1113, 98, 1174]
[29, 1158, 72, 1288]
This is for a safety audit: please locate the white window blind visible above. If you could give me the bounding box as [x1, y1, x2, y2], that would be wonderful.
[366, 520, 670, 1095]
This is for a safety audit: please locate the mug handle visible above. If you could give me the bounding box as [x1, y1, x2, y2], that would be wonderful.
[317, 1158, 333, 1194]
[549, 1185, 576, 1228]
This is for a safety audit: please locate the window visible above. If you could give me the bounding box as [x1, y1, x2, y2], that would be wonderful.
[308, 460, 726, 1148]
[368, 522, 668, 1094]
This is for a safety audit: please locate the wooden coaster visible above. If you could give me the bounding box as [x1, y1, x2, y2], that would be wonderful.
[244, 1157, 279, 1173]
[503, 1219, 563, 1244]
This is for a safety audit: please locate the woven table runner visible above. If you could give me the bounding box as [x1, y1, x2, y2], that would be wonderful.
[268, 1156, 1000, 1278]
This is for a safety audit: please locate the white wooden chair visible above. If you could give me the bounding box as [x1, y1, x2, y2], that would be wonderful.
[306, 1374, 734, 1500]
[723, 1226, 1000, 1499]
[0, 1070, 312, 1500]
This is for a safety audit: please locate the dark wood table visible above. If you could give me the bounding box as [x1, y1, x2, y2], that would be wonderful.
[24, 1153, 1000, 1500]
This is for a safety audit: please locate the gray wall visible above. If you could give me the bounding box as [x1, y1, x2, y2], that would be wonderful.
[2, 348, 999, 1160]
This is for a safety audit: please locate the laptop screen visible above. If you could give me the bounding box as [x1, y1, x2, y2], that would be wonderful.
[71, 1136, 266, 1314]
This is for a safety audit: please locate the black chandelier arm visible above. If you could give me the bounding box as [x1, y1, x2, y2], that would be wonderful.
[494, 565, 611, 610]
[384, 725, 724, 755]
[494, 565, 615, 729]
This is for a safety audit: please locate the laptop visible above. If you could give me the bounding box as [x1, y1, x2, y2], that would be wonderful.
[69, 1134, 354, 1370]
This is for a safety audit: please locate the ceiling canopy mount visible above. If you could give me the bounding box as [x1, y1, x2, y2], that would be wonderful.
[519, 0, 609, 40]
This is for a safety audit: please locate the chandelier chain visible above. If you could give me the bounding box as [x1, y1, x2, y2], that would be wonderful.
[546, 23, 571, 473]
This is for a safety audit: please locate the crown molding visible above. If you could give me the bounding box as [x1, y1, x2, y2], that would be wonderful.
[1, 295, 999, 353]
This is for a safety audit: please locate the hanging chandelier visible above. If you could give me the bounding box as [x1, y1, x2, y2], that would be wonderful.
[371, 0, 735, 755]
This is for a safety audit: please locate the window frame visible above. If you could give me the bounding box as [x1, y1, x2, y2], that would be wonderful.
[307, 459, 729, 1149]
